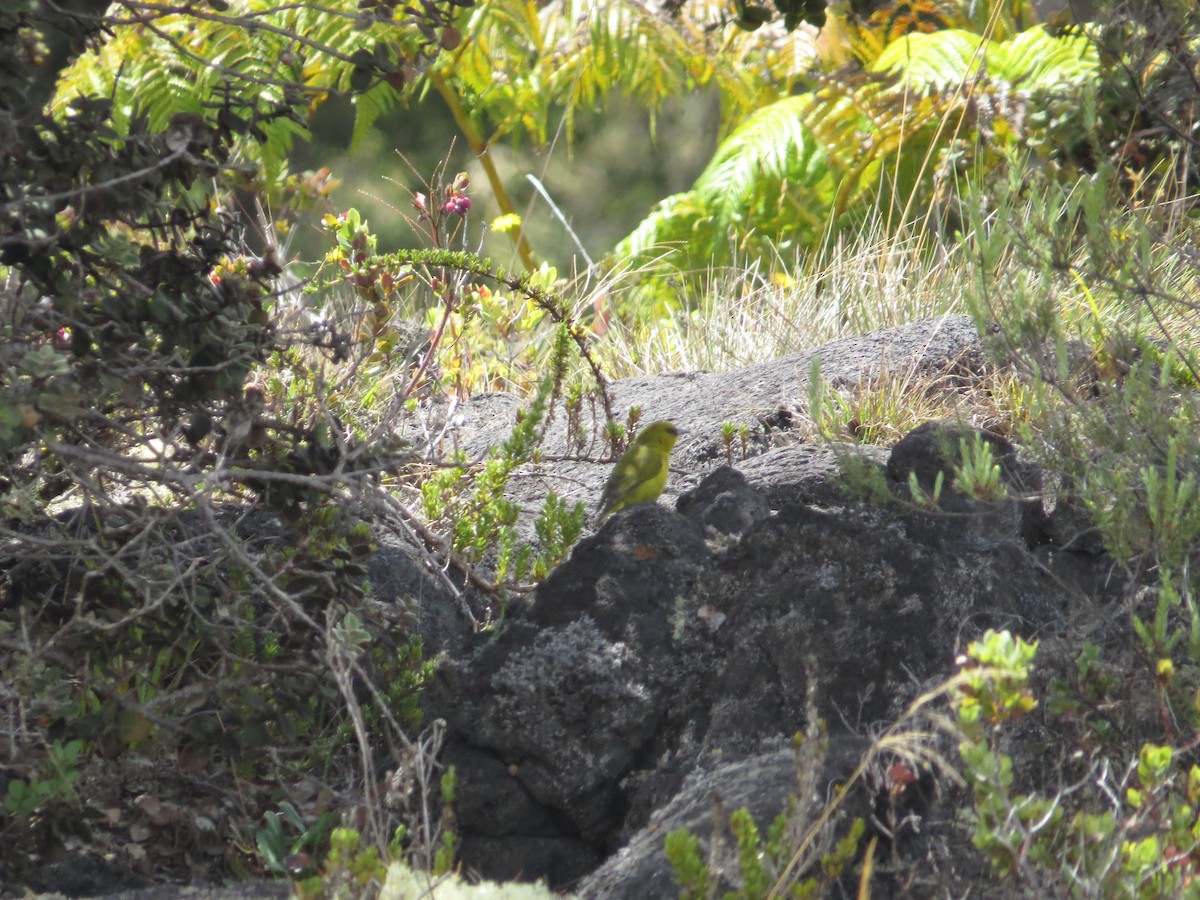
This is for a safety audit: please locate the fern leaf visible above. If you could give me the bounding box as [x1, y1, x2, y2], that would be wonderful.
[870, 29, 990, 90]
[613, 192, 715, 267]
[608, 22, 1104, 280]
[50, 0, 426, 172]
[988, 27, 1099, 91]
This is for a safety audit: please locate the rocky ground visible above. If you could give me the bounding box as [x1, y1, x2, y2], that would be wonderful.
[405, 314, 1127, 897]
[22, 314, 1134, 898]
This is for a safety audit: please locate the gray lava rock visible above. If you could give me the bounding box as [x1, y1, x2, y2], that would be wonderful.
[399, 318, 1122, 896]
[675, 466, 770, 539]
[423, 443, 1079, 892]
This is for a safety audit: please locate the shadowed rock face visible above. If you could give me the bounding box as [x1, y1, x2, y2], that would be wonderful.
[414, 318, 1125, 897]
[427, 453, 1095, 895]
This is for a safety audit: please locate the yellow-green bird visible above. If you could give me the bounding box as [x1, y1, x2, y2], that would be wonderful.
[596, 421, 679, 523]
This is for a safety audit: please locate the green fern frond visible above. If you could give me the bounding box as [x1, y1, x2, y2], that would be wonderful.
[613, 192, 717, 268]
[988, 26, 1098, 91]
[439, 0, 815, 148]
[352, 82, 404, 149]
[869, 29, 988, 89]
[616, 93, 858, 269]
[50, 0, 428, 172]
[611, 23, 1103, 280]
[695, 95, 840, 230]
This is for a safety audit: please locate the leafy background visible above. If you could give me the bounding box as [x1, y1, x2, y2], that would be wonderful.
[4, 0, 1200, 894]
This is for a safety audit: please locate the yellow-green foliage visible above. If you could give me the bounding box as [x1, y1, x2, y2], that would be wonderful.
[49, 0, 451, 175]
[614, 25, 1100, 275]
[380, 861, 555, 899]
[441, 0, 815, 148]
[958, 634, 1200, 897]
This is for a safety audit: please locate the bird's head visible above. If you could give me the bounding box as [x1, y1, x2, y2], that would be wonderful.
[637, 420, 679, 452]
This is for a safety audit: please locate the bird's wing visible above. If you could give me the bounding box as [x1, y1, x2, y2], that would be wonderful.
[598, 444, 661, 513]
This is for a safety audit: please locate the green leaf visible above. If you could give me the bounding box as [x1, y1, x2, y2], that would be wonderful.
[18, 345, 71, 378]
